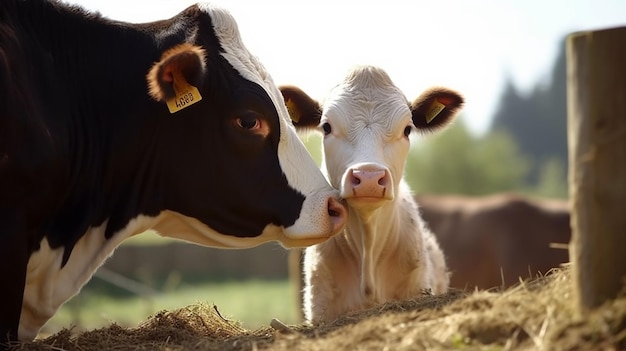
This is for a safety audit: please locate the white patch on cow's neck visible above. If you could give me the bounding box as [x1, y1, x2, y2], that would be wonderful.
[20, 216, 157, 340]
[199, 4, 340, 239]
[19, 206, 334, 340]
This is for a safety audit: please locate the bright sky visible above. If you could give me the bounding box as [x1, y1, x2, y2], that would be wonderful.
[67, 0, 626, 135]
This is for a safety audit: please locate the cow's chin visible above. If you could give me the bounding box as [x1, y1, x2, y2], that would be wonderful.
[152, 210, 343, 250]
[275, 234, 335, 249]
[345, 196, 391, 212]
[281, 216, 347, 249]
[279, 194, 348, 248]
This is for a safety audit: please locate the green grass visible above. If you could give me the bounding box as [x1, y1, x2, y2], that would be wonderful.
[42, 279, 299, 336]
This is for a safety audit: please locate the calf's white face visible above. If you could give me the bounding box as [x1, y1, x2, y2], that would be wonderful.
[281, 65, 463, 212]
[321, 71, 412, 210]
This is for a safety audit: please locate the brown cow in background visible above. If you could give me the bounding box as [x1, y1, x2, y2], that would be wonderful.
[289, 193, 570, 318]
[416, 193, 570, 291]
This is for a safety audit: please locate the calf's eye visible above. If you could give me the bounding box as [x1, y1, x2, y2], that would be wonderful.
[322, 122, 332, 135]
[404, 126, 412, 137]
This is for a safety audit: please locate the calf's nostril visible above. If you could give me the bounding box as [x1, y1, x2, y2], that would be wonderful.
[350, 169, 361, 185]
[352, 169, 387, 187]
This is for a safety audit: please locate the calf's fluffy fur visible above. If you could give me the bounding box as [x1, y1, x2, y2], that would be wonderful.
[282, 65, 463, 322]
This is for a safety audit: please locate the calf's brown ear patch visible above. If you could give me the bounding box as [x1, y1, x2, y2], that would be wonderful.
[411, 88, 464, 132]
[279, 85, 322, 129]
[147, 43, 207, 103]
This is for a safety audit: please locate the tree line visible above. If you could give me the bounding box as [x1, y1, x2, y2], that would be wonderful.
[406, 38, 568, 199]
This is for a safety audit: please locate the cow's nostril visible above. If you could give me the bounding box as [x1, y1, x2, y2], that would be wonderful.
[327, 197, 347, 233]
[328, 197, 347, 218]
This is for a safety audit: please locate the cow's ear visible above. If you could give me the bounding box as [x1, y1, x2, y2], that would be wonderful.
[147, 43, 207, 101]
[410, 88, 463, 131]
[279, 85, 322, 129]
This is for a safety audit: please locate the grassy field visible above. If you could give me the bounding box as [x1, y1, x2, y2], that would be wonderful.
[41, 279, 299, 337]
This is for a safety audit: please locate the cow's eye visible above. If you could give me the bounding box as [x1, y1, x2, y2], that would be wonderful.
[404, 125, 412, 137]
[322, 122, 332, 135]
[234, 111, 269, 137]
[236, 114, 261, 130]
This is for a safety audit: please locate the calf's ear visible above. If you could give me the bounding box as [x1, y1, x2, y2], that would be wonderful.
[411, 88, 463, 132]
[279, 85, 323, 129]
[147, 43, 207, 101]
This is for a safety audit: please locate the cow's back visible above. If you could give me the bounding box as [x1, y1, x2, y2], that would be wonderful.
[0, 0, 68, 243]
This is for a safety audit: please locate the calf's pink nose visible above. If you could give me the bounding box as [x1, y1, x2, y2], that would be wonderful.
[349, 169, 389, 198]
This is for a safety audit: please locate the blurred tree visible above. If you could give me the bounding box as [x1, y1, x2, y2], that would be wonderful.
[300, 132, 323, 166]
[405, 119, 530, 195]
[533, 157, 568, 199]
[490, 38, 568, 198]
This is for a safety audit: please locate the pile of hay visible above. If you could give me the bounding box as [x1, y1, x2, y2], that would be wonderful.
[13, 266, 626, 350]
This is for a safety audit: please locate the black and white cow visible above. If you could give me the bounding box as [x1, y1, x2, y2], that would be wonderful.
[0, 0, 347, 343]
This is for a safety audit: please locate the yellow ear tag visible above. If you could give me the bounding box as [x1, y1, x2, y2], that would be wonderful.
[166, 79, 202, 114]
[425, 99, 446, 124]
[285, 98, 300, 123]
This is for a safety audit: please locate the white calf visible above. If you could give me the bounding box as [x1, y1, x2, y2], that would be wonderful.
[281, 65, 463, 323]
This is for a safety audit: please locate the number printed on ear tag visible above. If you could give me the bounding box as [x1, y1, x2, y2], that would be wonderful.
[166, 82, 202, 114]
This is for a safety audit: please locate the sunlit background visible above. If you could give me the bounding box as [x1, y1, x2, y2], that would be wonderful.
[65, 0, 626, 135]
[44, 0, 626, 337]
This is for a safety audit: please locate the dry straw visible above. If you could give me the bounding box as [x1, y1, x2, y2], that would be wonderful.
[13, 265, 626, 351]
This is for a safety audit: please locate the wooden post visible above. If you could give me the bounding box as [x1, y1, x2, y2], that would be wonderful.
[567, 26, 626, 313]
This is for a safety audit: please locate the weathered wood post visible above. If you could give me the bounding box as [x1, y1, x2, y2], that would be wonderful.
[567, 26, 626, 314]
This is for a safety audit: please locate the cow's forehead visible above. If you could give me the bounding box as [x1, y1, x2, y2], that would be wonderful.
[199, 4, 287, 123]
[198, 4, 328, 196]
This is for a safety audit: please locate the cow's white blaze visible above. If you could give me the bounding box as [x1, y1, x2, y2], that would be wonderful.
[202, 4, 342, 240]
